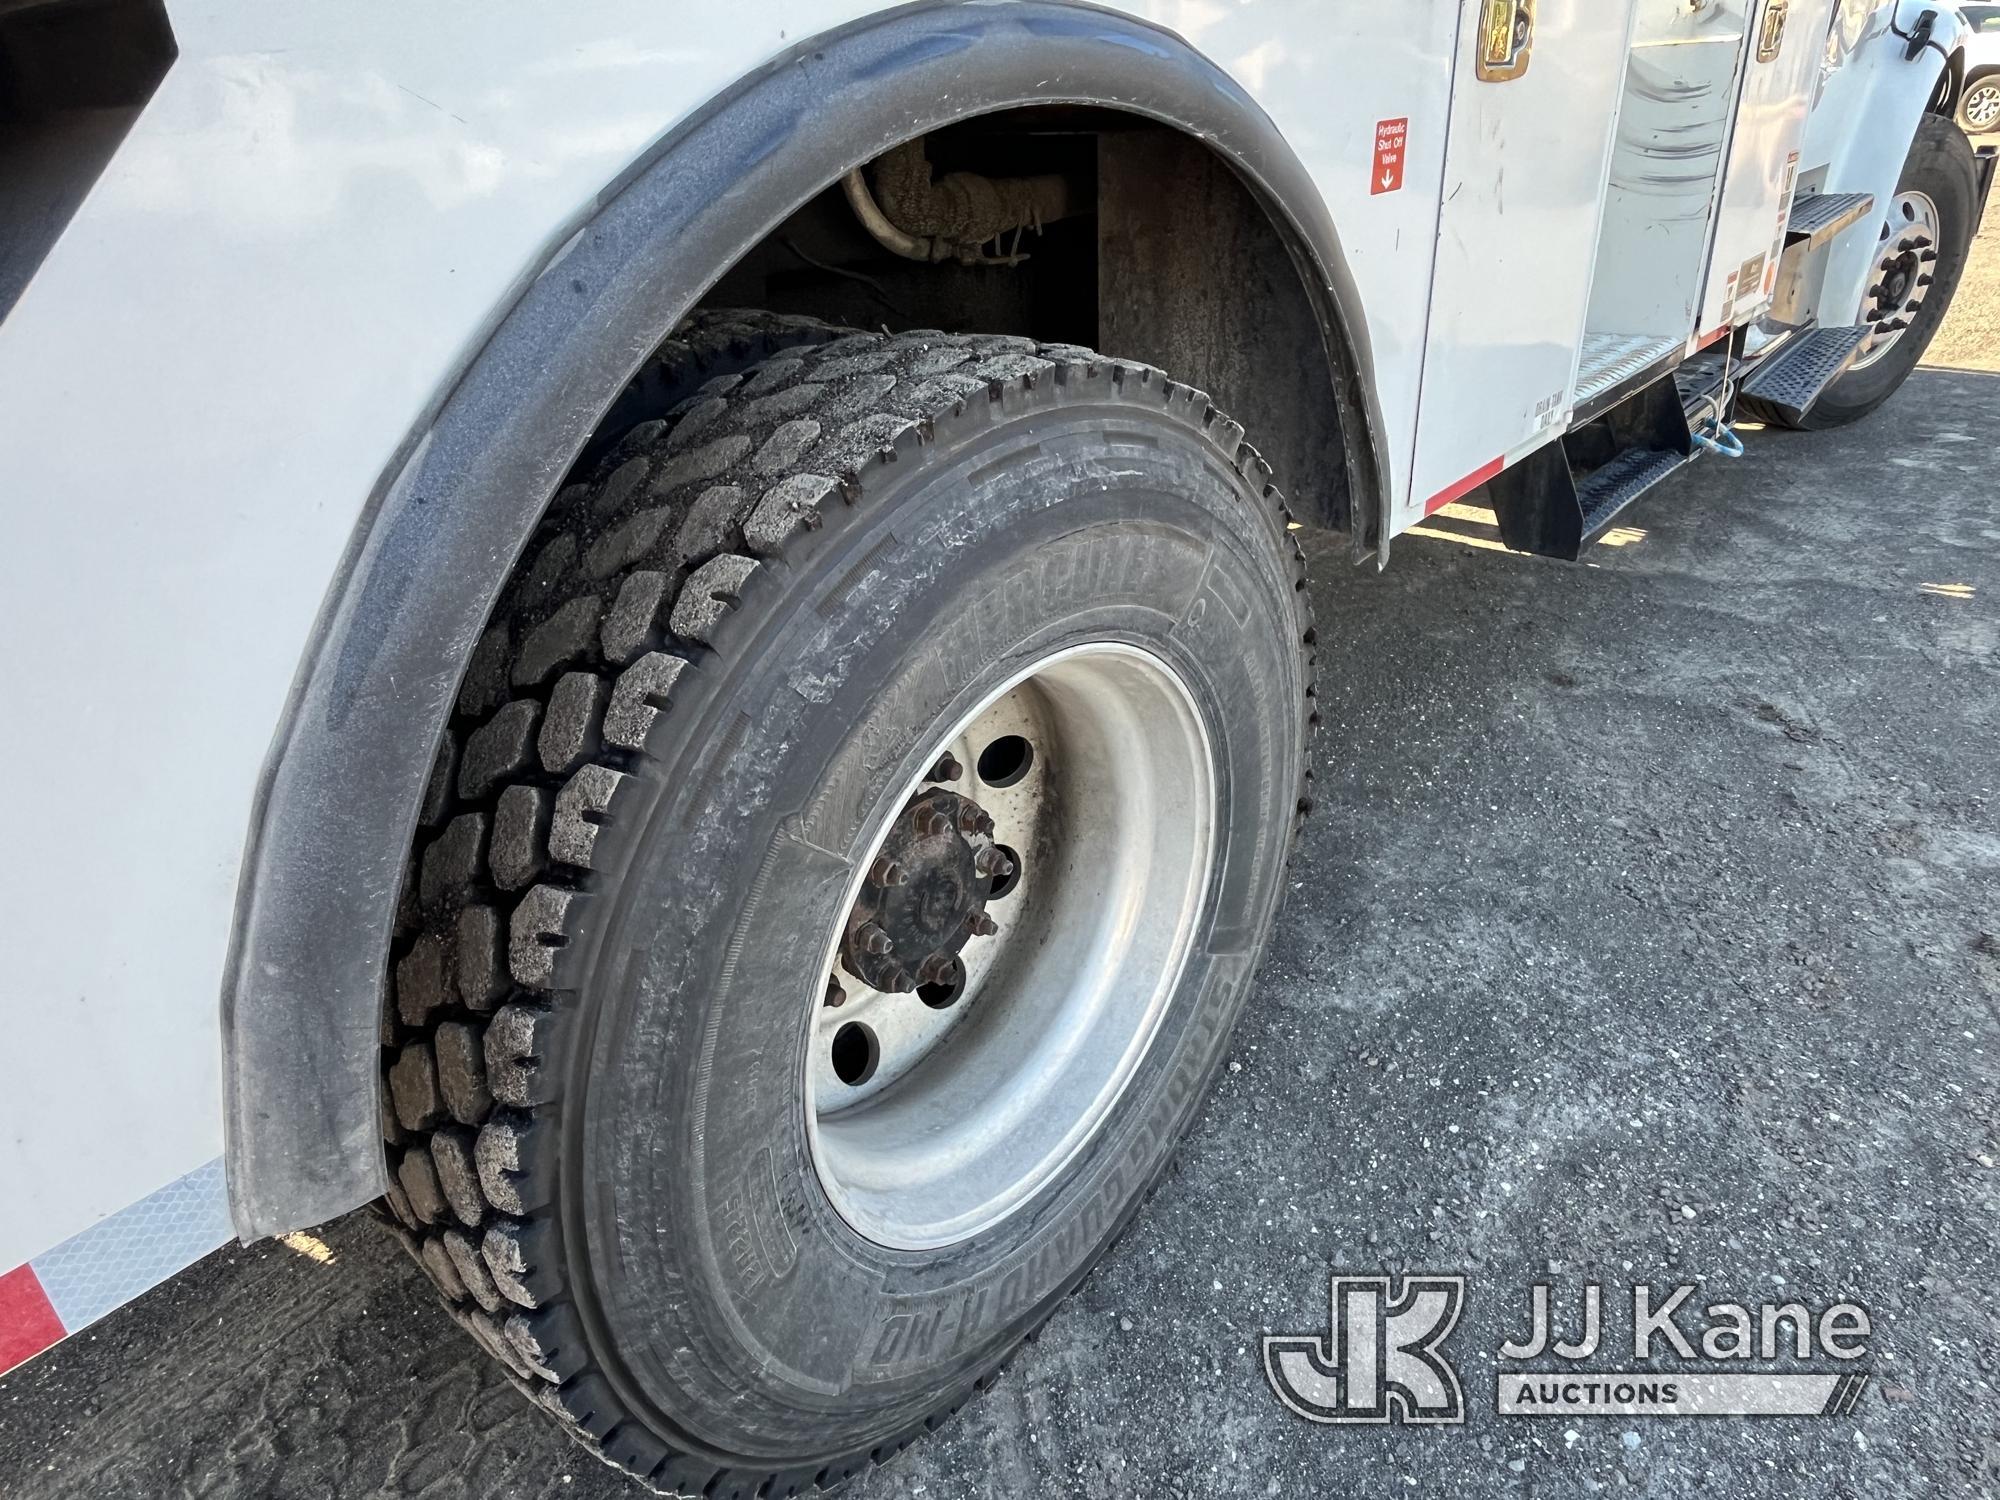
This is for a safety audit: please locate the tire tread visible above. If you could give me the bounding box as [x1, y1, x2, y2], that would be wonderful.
[381, 310, 1318, 1494]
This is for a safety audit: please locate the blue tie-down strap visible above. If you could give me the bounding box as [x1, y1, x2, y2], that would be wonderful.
[1692, 420, 1745, 459]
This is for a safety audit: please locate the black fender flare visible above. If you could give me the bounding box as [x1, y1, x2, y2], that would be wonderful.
[220, 0, 1387, 1238]
[1932, 40, 1966, 114]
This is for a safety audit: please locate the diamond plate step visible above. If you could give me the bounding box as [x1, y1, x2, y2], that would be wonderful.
[1575, 331, 1683, 410]
[1785, 192, 1874, 250]
[1738, 325, 1870, 424]
[1577, 446, 1691, 542]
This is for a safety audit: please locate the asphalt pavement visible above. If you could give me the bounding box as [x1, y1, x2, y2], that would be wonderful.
[3, 192, 1996, 1500]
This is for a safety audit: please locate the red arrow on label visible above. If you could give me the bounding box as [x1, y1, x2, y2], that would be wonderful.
[1372, 117, 1408, 196]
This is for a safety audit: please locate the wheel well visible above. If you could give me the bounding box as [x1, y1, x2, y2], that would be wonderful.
[221, 0, 1382, 1241]
[692, 109, 1356, 533]
[1933, 45, 1967, 114]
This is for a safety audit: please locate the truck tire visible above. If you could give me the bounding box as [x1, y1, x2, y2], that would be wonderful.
[380, 321, 1314, 1494]
[1765, 113, 1977, 431]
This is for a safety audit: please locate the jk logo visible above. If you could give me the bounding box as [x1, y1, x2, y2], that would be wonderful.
[1264, 1274, 1466, 1424]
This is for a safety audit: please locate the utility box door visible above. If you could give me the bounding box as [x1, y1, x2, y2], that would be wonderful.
[1406, 0, 1634, 522]
[1696, 0, 1840, 337]
[1582, 0, 1756, 350]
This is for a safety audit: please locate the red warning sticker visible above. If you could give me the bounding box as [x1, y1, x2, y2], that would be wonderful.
[1372, 118, 1408, 196]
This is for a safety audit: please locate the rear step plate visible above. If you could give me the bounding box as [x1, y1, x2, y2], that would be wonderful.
[1738, 325, 1871, 425]
[1486, 377, 1697, 560]
[1785, 192, 1874, 250]
[1577, 447, 1691, 542]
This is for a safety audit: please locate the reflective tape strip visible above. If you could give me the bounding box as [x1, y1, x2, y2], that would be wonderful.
[0, 1157, 231, 1377]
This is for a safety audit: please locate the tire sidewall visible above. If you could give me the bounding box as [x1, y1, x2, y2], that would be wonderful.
[566, 396, 1304, 1460]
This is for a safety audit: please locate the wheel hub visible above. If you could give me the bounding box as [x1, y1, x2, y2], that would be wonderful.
[805, 642, 1217, 1250]
[1878, 261, 1912, 310]
[1855, 190, 1940, 370]
[839, 785, 1009, 993]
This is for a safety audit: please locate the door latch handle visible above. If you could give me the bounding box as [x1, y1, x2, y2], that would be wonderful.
[1477, 0, 1536, 82]
[1757, 0, 1789, 62]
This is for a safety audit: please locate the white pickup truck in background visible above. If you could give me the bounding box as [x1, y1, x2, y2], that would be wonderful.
[1955, 1, 2000, 128]
[0, 0, 1990, 1490]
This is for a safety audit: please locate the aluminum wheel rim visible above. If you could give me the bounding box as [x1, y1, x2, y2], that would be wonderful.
[1853, 190, 1940, 370]
[1966, 83, 2000, 131]
[804, 641, 1217, 1251]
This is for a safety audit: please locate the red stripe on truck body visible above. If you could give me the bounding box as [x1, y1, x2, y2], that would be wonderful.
[1423, 456, 1505, 516]
[0, 1263, 67, 1376]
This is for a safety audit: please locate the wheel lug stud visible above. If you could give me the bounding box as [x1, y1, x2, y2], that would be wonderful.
[973, 846, 1015, 878]
[883, 965, 916, 993]
[870, 856, 908, 887]
[860, 921, 894, 954]
[966, 912, 999, 938]
[928, 754, 963, 783]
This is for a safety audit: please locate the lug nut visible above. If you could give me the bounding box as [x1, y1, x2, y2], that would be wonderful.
[824, 976, 847, 1008]
[928, 754, 963, 783]
[966, 912, 999, 938]
[915, 810, 952, 836]
[870, 856, 908, 887]
[882, 965, 916, 993]
[973, 846, 1015, 878]
[859, 922, 893, 955]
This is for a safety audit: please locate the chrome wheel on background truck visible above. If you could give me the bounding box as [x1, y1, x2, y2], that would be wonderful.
[380, 318, 1313, 1494]
[1957, 75, 2000, 134]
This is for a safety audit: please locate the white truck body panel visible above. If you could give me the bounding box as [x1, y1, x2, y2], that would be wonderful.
[1407, 0, 1637, 518]
[1701, 0, 1837, 337]
[0, 0, 1958, 1344]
